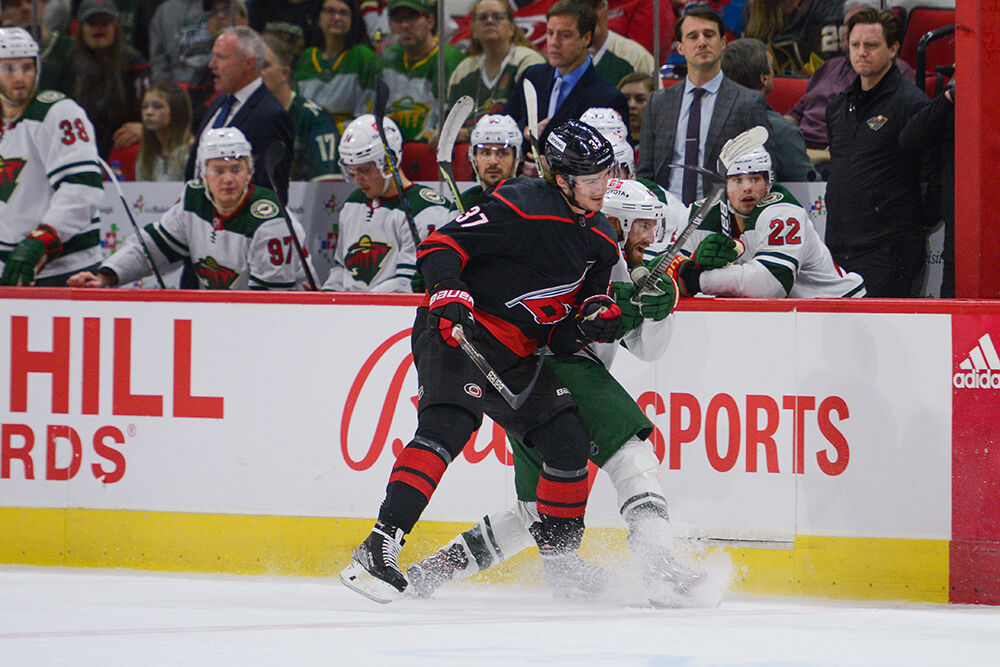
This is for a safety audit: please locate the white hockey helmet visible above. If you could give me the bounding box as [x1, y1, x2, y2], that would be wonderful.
[726, 146, 773, 190]
[339, 113, 402, 174]
[609, 134, 635, 179]
[468, 114, 522, 163]
[602, 178, 667, 244]
[0, 27, 41, 101]
[196, 127, 254, 180]
[579, 107, 628, 145]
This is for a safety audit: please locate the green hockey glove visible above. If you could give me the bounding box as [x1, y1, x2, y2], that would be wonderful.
[1, 226, 61, 286]
[610, 281, 643, 335]
[634, 272, 678, 321]
[692, 233, 740, 269]
[410, 272, 426, 293]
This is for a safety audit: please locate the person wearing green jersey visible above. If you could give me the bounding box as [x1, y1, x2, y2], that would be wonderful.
[294, 0, 380, 135]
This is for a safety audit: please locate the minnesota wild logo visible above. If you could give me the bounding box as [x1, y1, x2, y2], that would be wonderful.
[344, 234, 391, 285]
[0, 155, 27, 203]
[194, 255, 240, 289]
[389, 96, 431, 141]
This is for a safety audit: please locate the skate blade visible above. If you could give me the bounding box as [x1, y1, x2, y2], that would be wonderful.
[339, 560, 403, 604]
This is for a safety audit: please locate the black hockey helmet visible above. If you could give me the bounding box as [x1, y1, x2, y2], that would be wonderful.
[544, 120, 615, 177]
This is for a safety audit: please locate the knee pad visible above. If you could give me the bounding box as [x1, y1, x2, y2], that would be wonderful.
[602, 438, 669, 523]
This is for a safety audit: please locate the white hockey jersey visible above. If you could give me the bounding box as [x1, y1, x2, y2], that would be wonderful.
[682, 185, 866, 298]
[322, 183, 450, 292]
[103, 182, 312, 290]
[0, 91, 104, 281]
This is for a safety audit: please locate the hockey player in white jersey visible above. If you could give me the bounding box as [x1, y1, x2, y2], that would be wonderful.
[452, 114, 522, 213]
[68, 128, 312, 290]
[407, 179, 718, 607]
[0, 27, 104, 286]
[321, 113, 449, 292]
[669, 144, 866, 298]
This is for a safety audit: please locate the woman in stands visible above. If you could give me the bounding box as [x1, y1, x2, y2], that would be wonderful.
[743, 0, 843, 75]
[136, 82, 195, 182]
[69, 0, 149, 160]
[445, 0, 544, 144]
[294, 0, 380, 135]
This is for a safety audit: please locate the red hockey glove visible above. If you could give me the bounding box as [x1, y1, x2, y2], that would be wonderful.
[664, 254, 702, 297]
[574, 294, 622, 344]
[427, 279, 475, 347]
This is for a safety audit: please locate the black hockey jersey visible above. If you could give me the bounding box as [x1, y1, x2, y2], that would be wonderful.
[417, 177, 620, 356]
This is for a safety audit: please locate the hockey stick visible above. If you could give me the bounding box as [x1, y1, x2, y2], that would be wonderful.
[374, 77, 422, 248]
[97, 157, 166, 289]
[264, 142, 318, 291]
[437, 95, 475, 214]
[452, 325, 547, 411]
[522, 79, 546, 179]
[632, 126, 770, 290]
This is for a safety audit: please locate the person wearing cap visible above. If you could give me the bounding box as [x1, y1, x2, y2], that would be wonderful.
[68, 127, 313, 290]
[249, 0, 318, 60]
[149, 0, 208, 82]
[68, 0, 150, 159]
[380, 0, 464, 143]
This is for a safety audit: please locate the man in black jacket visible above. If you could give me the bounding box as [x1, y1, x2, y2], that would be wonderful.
[824, 7, 930, 297]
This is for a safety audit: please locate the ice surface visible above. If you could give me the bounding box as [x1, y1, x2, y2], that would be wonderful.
[1, 566, 999, 666]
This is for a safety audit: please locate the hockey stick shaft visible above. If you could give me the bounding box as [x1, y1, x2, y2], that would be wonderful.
[264, 142, 317, 291]
[436, 96, 474, 213]
[374, 77, 422, 248]
[97, 157, 166, 289]
[439, 163, 466, 214]
[522, 80, 546, 179]
[452, 325, 545, 411]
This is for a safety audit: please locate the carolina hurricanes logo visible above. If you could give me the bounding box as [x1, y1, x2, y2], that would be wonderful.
[504, 269, 591, 324]
[194, 255, 240, 289]
[345, 234, 392, 284]
[0, 155, 27, 202]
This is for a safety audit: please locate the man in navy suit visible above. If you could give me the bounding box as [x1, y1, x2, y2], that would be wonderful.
[637, 6, 769, 205]
[185, 26, 294, 202]
[503, 0, 628, 152]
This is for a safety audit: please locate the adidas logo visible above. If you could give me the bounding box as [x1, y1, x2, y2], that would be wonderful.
[954, 333, 1000, 389]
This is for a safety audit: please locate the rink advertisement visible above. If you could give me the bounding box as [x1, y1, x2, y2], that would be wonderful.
[1, 290, 996, 604]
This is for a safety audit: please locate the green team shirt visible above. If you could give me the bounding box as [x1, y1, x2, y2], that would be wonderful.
[592, 32, 655, 88]
[294, 44, 380, 135]
[380, 41, 466, 142]
[447, 45, 545, 133]
[288, 93, 340, 180]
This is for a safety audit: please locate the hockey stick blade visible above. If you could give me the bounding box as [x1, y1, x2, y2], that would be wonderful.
[97, 157, 166, 289]
[632, 182, 726, 292]
[522, 79, 546, 179]
[437, 96, 474, 212]
[452, 325, 545, 410]
[264, 142, 318, 290]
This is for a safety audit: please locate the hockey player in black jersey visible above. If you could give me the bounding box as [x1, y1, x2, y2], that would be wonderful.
[340, 120, 624, 603]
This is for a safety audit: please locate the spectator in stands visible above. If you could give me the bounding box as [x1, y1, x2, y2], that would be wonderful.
[637, 5, 768, 205]
[445, 0, 544, 145]
[262, 34, 341, 180]
[48, 1, 164, 58]
[136, 81, 194, 181]
[825, 7, 929, 297]
[502, 0, 628, 148]
[184, 0, 250, 129]
[149, 0, 206, 82]
[721, 38, 814, 181]
[582, 0, 655, 86]
[785, 0, 914, 166]
[249, 0, 318, 59]
[618, 71, 653, 146]
[294, 0, 379, 135]
[69, 0, 149, 160]
[2, 0, 72, 93]
[381, 0, 464, 143]
[743, 0, 843, 75]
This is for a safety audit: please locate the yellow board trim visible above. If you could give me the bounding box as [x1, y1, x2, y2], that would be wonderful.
[0, 508, 948, 602]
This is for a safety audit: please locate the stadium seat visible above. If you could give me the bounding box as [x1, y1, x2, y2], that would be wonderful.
[899, 7, 955, 74]
[452, 143, 474, 182]
[401, 141, 438, 181]
[767, 76, 809, 115]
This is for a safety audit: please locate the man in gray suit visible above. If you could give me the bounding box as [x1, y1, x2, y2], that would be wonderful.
[637, 6, 769, 205]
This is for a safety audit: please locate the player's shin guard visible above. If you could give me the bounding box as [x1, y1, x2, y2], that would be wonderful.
[379, 435, 454, 533]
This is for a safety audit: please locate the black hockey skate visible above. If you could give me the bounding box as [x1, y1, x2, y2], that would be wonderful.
[340, 522, 408, 603]
[405, 543, 470, 598]
[537, 547, 614, 597]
